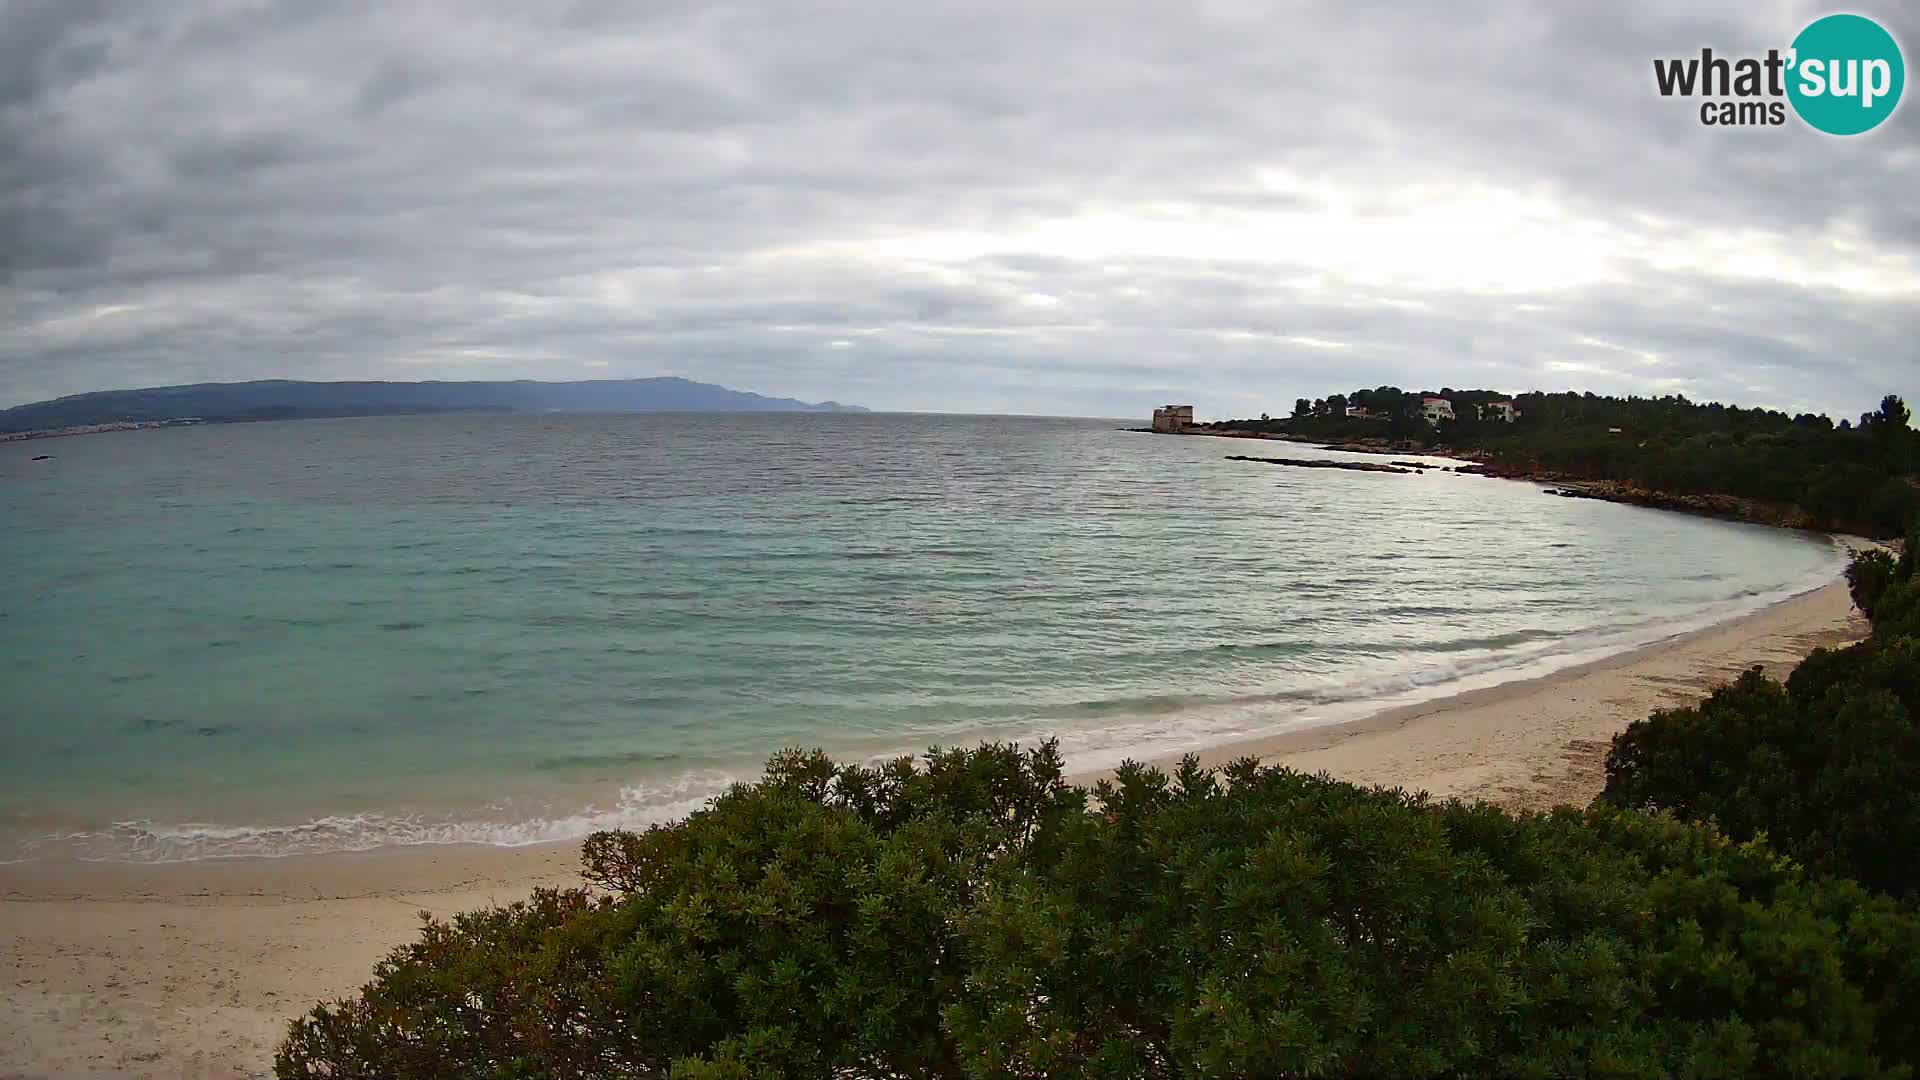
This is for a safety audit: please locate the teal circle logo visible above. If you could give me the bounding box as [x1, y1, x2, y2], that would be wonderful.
[1787, 14, 1905, 135]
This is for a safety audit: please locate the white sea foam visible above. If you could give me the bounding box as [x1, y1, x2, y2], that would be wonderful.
[7, 770, 738, 864]
[7, 558, 1844, 865]
[916, 556, 1850, 778]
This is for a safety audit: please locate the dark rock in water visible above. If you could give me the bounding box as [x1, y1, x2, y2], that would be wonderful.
[1454, 461, 1817, 528]
[379, 621, 426, 632]
[31, 454, 50, 460]
[1226, 455, 1413, 475]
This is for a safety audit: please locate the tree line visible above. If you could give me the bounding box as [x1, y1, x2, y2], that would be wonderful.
[1236, 390, 1918, 537]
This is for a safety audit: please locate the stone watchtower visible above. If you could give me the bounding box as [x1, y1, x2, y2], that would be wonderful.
[1151, 405, 1194, 433]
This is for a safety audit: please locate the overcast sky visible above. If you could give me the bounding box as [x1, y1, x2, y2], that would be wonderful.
[1, 0, 1914, 418]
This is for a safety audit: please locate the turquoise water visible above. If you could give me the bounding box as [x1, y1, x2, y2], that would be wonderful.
[0, 413, 1844, 861]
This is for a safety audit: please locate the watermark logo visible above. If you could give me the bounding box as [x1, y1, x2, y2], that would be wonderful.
[1789, 14, 1904, 134]
[1653, 12, 1904, 134]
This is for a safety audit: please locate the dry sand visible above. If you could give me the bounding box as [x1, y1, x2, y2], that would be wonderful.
[0, 580, 1868, 1079]
[1106, 578, 1867, 810]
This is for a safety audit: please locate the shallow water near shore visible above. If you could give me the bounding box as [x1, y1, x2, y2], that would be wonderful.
[0, 412, 1846, 861]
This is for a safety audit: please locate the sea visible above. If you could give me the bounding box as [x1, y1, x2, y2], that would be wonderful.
[0, 412, 1846, 862]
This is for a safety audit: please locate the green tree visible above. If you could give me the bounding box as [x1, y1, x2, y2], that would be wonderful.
[1864, 395, 1911, 434]
[1268, 387, 1918, 536]
[1848, 548, 1899, 618]
[281, 745, 1920, 1079]
[1602, 543, 1920, 899]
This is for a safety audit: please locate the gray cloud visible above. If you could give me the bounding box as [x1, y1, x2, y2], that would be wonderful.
[0, 0, 1914, 417]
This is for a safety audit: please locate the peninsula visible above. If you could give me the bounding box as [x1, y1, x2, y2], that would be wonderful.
[1144, 389, 1919, 539]
[0, 377, 867, 438]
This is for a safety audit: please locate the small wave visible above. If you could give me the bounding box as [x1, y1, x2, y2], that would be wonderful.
[534, 748, 687, 772]
[5, 771, 736, 864]
[916, 565, 1847, 777]
[1199, 626, 1564, 659]
[1370, 627, 1568, 654]
[1376, 603, 1469, 618]
[6, 544, 1846, 864]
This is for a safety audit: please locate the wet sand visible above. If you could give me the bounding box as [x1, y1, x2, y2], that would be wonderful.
[0, 580, 1867, 1079]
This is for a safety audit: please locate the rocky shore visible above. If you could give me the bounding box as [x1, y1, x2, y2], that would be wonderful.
[1225, 454, 1416, 474]
[1519, 477, 1816, 529]
[1137, 426, 1831, 533]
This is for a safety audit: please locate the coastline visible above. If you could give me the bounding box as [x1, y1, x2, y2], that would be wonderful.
[0, 579, 1868, 1079]
[1159, 425, 1852, 535]
[1077, 579, 1865, 808]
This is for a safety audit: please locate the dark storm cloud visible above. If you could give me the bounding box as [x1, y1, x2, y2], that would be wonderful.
[0, 0, 1912, 416]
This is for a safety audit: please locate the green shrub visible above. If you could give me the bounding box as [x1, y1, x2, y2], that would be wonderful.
[1849, 548, 1900, 618]
[1246, 391, 1918, 536]
[1871, 574, 1920, 640]
[1600, 642, 1920, 900]
[279, 746, 1919, 1079]
[1602, 543, 1920, 900]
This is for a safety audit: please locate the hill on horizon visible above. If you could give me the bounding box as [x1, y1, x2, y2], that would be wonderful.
[0, 377, 868, 433]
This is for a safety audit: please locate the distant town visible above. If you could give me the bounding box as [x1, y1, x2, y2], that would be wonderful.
[0, 417, 206, 443]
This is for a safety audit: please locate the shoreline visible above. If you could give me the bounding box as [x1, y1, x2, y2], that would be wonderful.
[1075, 578, 1864, 807]
[0, 578, 1869, 1078]
[1156, 426, 1862, 536]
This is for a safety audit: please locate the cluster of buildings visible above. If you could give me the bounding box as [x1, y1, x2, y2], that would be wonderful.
[1149, 395, 1517, 434]
[1352, 397, 1519, 427]
[1433, 397, 1520, 424]
[0, 417, 205, 443]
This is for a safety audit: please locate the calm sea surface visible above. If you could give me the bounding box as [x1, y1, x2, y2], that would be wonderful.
[0, 413, 1843, 861]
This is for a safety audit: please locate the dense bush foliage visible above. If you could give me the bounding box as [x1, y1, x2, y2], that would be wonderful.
[1242, 391, 1918, 536]
[1848, 548, 1901, 619]
[280, 743, 1920, 1079]
[1603, 537, 1920, 900]
[1600, 643, 1920, 899]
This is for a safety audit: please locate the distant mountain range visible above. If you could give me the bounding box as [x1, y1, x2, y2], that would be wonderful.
[0, 378, 868, 433]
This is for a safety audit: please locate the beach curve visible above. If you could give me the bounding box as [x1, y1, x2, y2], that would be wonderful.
[0, 576, 1869, 1078]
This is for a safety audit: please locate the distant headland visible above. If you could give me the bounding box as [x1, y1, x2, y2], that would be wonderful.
[1131, 388, 1919, 540]
[0, 377, 867, 438]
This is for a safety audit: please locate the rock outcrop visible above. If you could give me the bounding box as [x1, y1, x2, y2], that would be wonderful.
[1226, 455, 1414, 474]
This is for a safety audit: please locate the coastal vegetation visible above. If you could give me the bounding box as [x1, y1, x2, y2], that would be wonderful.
[280, 740, 1920, 1078]
[1600, 532, 1920, 900]
[1230, 391, 1918, 537]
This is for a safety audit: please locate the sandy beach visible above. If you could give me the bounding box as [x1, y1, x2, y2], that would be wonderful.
[0, 579, 1868, 1079]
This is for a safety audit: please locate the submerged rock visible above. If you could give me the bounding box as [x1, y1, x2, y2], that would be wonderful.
[1226, 455, 1414, 474]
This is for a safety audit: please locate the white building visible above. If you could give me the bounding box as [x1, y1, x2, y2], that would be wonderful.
[1419, 396, 1455, 425]
[1480, 400, 1519, 423]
